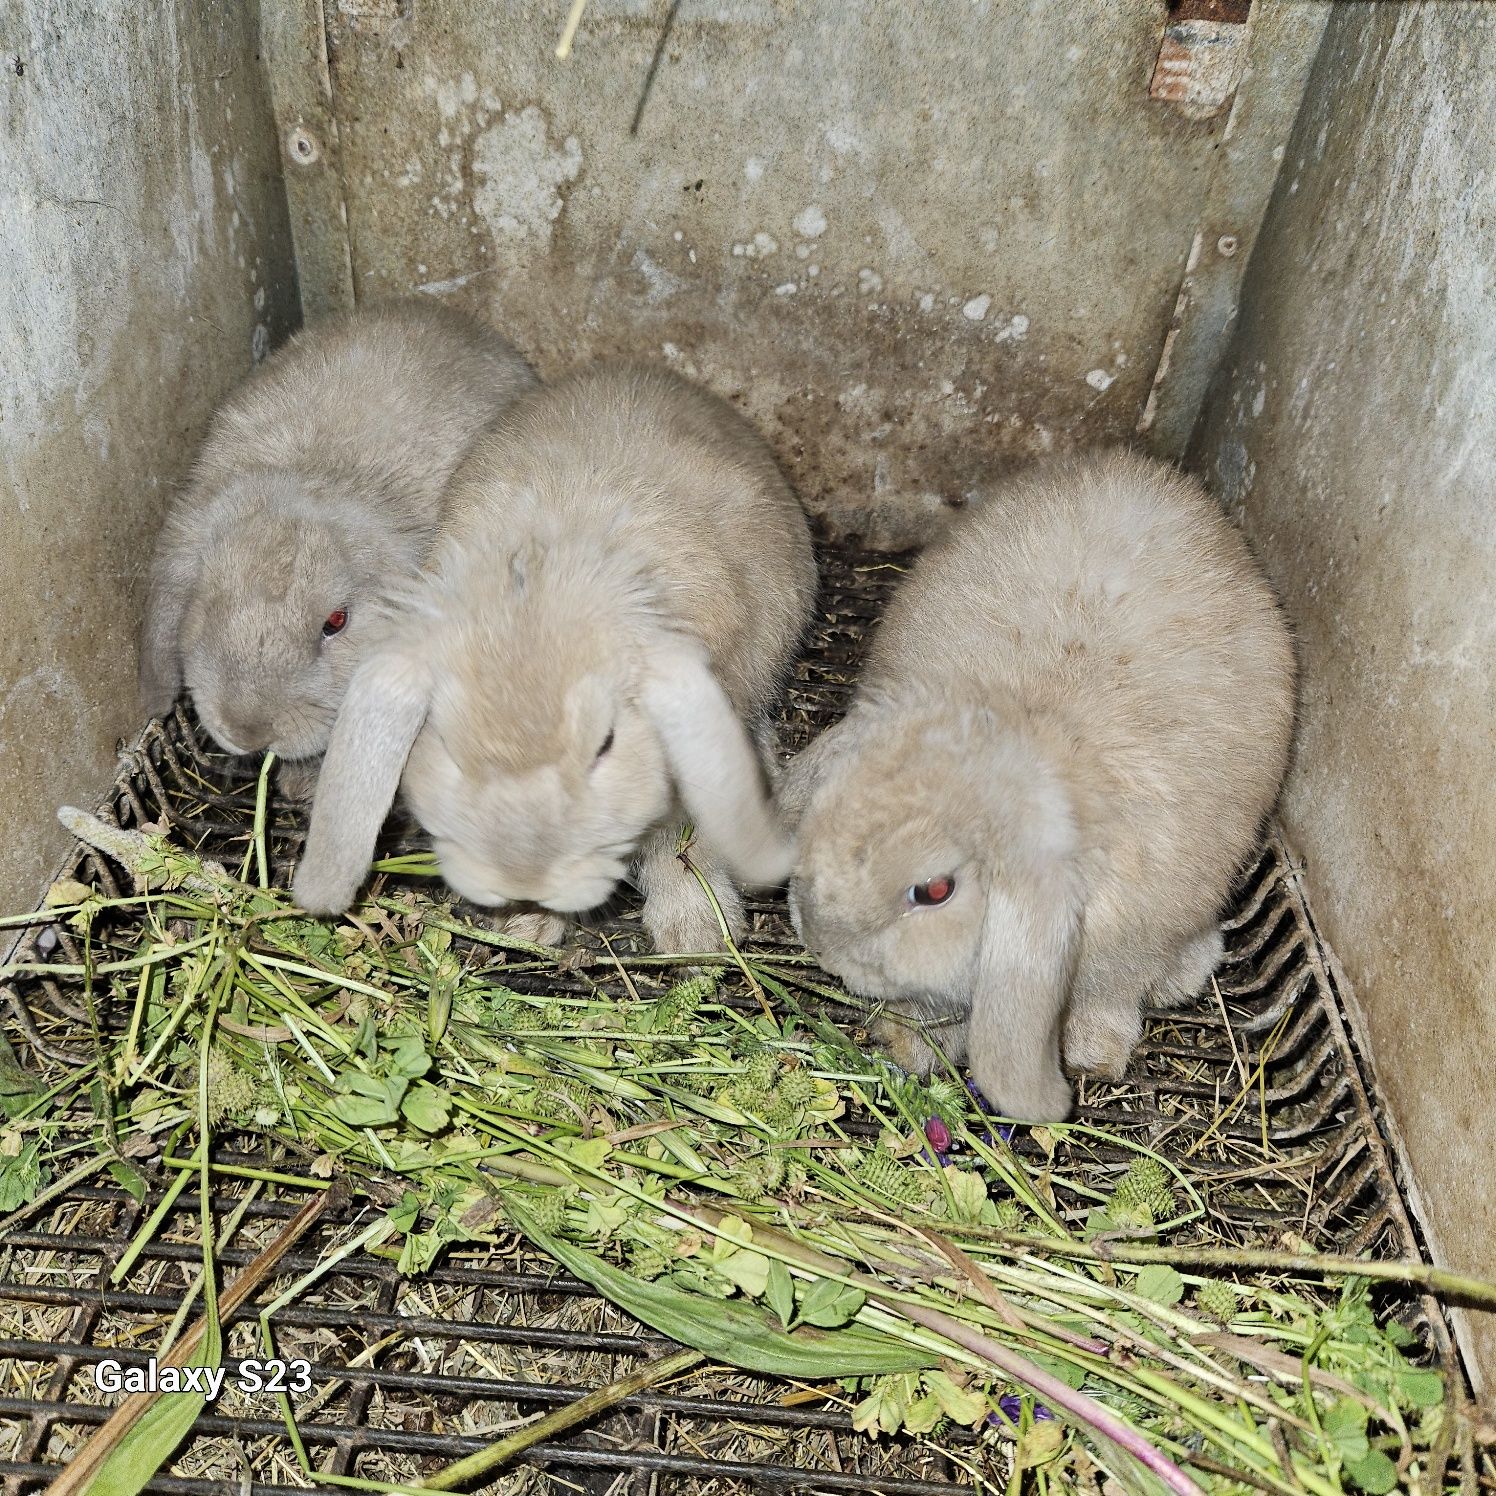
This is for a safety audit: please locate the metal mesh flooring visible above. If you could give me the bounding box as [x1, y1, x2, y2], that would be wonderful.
[0, 545, 1464, 1493]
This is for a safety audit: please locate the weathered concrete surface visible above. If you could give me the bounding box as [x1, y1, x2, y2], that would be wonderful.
[1192, 1, 1496, 1390]
[1135, 3, 1328, 455]
[0, 4, 297, 915]
[316, 0, 1319, 546]
[260, 0, 356, 319]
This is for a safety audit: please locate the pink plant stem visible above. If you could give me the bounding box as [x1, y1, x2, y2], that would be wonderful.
[1019, 1313, 1109, 1356]
[696, 1207, 1200, 1495]
[878, 1293, 1204, 1496]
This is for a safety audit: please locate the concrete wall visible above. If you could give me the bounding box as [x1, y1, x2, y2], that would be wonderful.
[0, 0, 1327, 915]
[1191, 1, 1496, 1385]
[307, 0, 1322, 546]
[0, 4, 298, 914]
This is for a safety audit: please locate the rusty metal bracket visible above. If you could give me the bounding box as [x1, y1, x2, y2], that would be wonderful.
[1151, 0, 1255, 120]
[1137, 2, 1331, 455]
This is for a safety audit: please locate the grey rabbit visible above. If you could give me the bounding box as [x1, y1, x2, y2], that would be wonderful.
[139, 298, 536, 776]
[780, 450, 1296, 1122]
[292, 363, 816, 954]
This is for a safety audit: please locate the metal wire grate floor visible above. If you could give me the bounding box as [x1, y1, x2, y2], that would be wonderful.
[0, 545, 1465, 1493]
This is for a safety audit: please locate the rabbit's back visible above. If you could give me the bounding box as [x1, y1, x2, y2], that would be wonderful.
[445, 364, 815, 718]
[194, 300, 535, 532]
[869, 450, 1295, 893]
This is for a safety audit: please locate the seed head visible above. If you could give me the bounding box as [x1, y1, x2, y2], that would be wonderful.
[1196, 1280, 1241, 1324]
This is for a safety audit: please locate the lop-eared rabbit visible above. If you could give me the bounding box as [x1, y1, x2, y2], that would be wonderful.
[293, 364, 816, 952]
[140, 298, 536, 779]
[781, 450, 1296, 1121]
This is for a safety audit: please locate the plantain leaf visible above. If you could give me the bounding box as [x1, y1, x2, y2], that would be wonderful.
[80, 1288, 222, 1496]
[509, 1204, 934, 1377]
[798, 1276, 867, 1328]
[765, 1258, 795, 1328]
[427, 959, 456, 1048]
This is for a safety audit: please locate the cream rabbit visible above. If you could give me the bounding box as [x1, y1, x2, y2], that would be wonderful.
[782, 450, 1296, 1121]
[140, 298, 536, 772]
[293, 364, 816, 953]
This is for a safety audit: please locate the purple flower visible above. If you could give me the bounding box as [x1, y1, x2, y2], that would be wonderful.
[924, 1116, 953, 1153]
[990, 1394, 1056, 1427]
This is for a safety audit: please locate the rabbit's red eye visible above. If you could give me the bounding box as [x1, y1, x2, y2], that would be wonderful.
[907, 875, 956, 908]
[321, 609, 348, 638]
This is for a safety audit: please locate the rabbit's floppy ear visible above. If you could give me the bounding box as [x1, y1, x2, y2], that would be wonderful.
[965, 869, 1081, 1123]
[139, 546, 193, 717]
[642, 639, 794, 888]
[293, 649, 431, 914]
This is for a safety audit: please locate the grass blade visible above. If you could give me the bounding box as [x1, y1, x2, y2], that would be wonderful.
[51, 1188, 335, 1496]
[420, 1346, 704, 1490]
[509, 1203, 937, 1377]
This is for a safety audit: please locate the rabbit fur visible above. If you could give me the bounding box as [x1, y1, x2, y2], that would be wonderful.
[293, 363, 816, 954]
[781, 450, 1296, 1122]
[139, 298, 536, 771]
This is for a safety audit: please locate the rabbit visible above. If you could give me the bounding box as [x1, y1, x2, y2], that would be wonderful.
[780, 449, 1296, 1122]
[139, 298, 537, 784]
[291, 363, 817, 954]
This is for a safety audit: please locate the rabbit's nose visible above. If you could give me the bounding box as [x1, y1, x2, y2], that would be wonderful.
[223, 713, 273, 754]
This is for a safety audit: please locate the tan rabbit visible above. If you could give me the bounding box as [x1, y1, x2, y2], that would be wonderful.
[293, 364, 817, 954]
[781, 450, 1296, 1122]
[139, 298, 536, 772]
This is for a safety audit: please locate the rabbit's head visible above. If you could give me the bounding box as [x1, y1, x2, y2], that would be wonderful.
[785, 700, 1081, 1121]
[293, 537, 793, 917]
[141, 472, 416, 760]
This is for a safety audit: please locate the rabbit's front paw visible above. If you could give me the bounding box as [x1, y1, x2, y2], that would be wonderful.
[276, 757, 322, 804]
[473, 906, 571, 949]
[1149, 927, 1225, 1009]
[870, 1014, 945, 1078]
[1064, 1003, 1141, 1080]
[643, 879, 744, 957]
